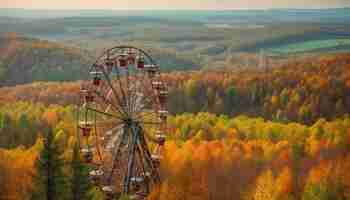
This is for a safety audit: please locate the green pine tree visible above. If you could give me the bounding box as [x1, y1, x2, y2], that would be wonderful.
[31, 124, 68, 200]
[70, 142, 95, 200]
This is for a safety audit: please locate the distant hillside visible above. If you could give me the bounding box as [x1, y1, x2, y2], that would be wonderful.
[1, 9, 350, 71]
[0, 33, 200, 86]
[0, 33, 92, 86]
[1, 8, 350, 23]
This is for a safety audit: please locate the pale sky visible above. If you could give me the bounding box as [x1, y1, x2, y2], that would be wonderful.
[1, 0, 350, 10]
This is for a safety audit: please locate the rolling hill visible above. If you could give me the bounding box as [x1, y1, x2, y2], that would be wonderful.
[0, 33, 200, 86]
[0, 33, 92, 86]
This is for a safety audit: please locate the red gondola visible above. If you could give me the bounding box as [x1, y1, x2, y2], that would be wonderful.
[151, 154, 161, 167]
[81, 127, 91, 137]
[118, 54, 128, 67]
[127, 50, 136, 64]
[158, 90, 168, 104]
[85, 92, 94, 103]
[152, 81, 163, 90]
[137, 56, 145, 69]
[91, 71, 103, 86]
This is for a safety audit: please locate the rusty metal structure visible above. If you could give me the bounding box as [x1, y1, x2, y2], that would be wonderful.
[76, 46, 168, 200]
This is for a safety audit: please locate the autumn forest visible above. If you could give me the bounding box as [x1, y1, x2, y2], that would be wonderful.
[1, 7, 350, 200]
[0, 51, 350, 200]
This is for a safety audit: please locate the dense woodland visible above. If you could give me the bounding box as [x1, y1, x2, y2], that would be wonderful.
[0, 53, 349, 199]
[1, 53, 350, 124]
[1, 101, 350, 200]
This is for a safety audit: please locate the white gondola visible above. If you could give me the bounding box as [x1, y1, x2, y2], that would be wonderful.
[90, 71, 103, 75]
[159, 90, 168, 95]
[80, 89, 88, 94]
[151, 154, 162, 160]
[81, 148, 90, 153]
[102, 185, 114, 193]
[89, 169, 104, 177]
[144, 64, 158, 70]
[106, 144, 115, 150]
[79, 121, 93, 127]
[158, 110, 168, 115]
[131, 176, 145, 183]
[152, 81, 163, 90]
[142, 171, 151, 177]
[89, 169, 104, 182]
[102, 185, 115, 200]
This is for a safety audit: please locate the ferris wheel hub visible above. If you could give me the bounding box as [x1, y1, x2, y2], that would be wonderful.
[124, 118, 134, 126]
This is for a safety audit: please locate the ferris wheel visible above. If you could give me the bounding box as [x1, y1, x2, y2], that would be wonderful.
[76, 46, 168, 200]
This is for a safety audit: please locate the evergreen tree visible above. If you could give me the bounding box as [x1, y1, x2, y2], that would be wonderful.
[31, 124, 68, 200]
[224, 86, 238, 115]
[70, 142, 94, 200]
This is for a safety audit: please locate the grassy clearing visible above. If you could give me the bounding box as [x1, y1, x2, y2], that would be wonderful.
[268, 39, 350, 54]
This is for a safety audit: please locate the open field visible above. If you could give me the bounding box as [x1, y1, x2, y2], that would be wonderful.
[268, 38, 350, 54]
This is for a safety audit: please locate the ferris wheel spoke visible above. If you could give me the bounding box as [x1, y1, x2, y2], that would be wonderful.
[130, 70, 148, 116]
[135, 144, 147, 176]
[114, 63, 129, 114]
[139, 133, 160, 183]
[102, 52, 128, 116]
[128, 77, 138, 117]
[138, 121, 162, 126]
[129, 88, 143, 117]
[126, 66, 133, 115]
[133, 90, 155, 113]
[134, 108, 154, 118]
[86, 106, 123, 120]
[92, 88, 126, 117]
[107, 126, 127, 185]
[134, 100, 156, 119]
[92, 121, 105, 166]
[124, 125, 139, 193]
[134, 86, 159, 116]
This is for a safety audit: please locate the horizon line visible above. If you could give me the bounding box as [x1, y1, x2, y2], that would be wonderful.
[1, 6, 350, 11]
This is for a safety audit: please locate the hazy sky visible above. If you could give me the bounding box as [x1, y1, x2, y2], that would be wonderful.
[1, 0, 350, 10]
